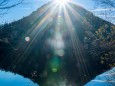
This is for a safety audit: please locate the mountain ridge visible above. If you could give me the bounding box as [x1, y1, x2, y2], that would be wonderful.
[0, 1, 115, 86]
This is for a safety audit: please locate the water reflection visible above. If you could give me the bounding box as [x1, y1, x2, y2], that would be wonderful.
[85, 67, 115, 86]
[0, 70, 38, 86]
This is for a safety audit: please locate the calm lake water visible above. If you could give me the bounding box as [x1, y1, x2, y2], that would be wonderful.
[0, 70, 39, 86]
[0, 68, 115, 86]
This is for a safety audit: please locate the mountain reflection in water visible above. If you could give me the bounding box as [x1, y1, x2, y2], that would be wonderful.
[0, 70, 39, 86]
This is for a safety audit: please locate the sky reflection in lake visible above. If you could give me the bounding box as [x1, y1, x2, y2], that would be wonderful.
[0, 70, 38, 86]
[85, 67, 115, 86]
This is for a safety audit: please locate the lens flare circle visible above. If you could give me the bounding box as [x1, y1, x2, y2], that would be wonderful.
[25, 37, 30, 42]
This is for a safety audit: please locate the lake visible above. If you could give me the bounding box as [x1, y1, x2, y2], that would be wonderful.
[0, 70, 39, 86]
[0, 68, 115, 86]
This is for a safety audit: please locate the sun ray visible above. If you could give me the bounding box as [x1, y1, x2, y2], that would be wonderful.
[13, 3, 59, 66]
[63, 4, 91, 84]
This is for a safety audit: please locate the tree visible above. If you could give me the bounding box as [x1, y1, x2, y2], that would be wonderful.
[0, 0, 24, 9]
[93, 0, 115, 7]
[92, 0, 115, 24]
[0, 0, 24, 15]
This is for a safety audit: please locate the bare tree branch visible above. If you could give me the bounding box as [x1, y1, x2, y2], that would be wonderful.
[92, 0, 115, 24]
[93, 0, 115, 7]
[0, 0, 24, 9]
[0, 0, 24, 16]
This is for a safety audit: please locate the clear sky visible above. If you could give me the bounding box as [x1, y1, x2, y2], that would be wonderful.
[0, 0, 96, 24]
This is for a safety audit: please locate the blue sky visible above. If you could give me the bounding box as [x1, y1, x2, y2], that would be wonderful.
[0, 0, 95, 24]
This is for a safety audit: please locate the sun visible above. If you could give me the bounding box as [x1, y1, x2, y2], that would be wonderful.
[54, 0, 69, 6]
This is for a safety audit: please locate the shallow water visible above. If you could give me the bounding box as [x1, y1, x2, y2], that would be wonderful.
[0, 70, 39, 86]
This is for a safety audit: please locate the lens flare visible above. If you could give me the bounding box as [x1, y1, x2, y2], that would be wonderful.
[25, 37, 30, 42]
[52, 68, 58, 72]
